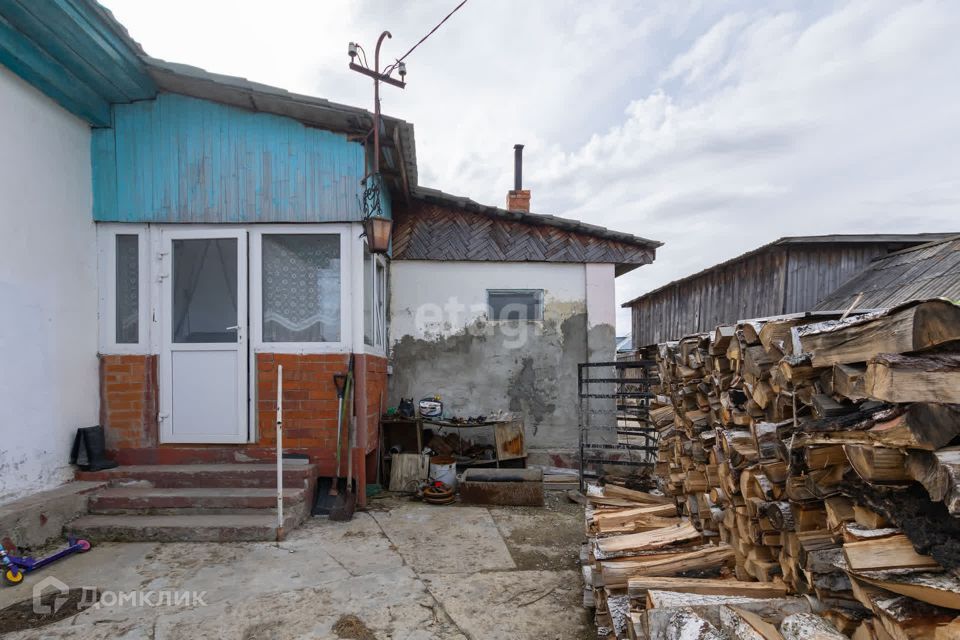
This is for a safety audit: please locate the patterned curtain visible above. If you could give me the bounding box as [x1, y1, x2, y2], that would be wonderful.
[262, 234, 340, 342]
[115, 235, 139, 343]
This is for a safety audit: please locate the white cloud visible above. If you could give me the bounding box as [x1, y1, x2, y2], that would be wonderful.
[101, 0, 960, 334]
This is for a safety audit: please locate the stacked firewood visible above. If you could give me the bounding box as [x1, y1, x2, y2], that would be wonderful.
[643, 297, 960, 638]
[580, 482, 836, 639]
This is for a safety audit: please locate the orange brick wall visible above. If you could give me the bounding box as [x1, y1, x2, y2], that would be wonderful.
[100, 352, 386, 481]
[256, 353, 348, 450]
[99, 354, 158, 450]
[355, 354, 388, 454]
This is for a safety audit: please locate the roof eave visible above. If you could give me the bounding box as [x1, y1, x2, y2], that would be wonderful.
[412, 186, 662, 251]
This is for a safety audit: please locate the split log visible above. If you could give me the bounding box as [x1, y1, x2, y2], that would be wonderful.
[591, 503, 679, 528]
[779, 613, 846, 640]
[804, 445, 848, 469]
[906, 447, 960, 517]
[763, 501, 795, 531]
[865, 352, 960, 403]
[712, 325, 736, 355]
[600, 544, 735, 588]
[719, 606, 784, 640]
[824, 497, 855, 530]
[842, 534, 941, 572]
[789, 403, 960, 451]
[645, 592, 813, 636]
[596, 515, 682, 535]
[849, 577, 955, 639]
[934, 619, 960, 640]
[841, 479, 960, 573]
[832, 363, 867, 401]
[812, 394, 855, 419]
[660, 608, 726, 640]
[627, 576, 788, 599]
[602, 483, 673, 504]
[867, 403, 960, 450]
[852, 505, 889, 529]
[849, 568, 960, 610]
[797, 299, 960, 367]
[743, 346, 778, 379]
[843, 444, 911, 484]
[841, 523, 899, 542]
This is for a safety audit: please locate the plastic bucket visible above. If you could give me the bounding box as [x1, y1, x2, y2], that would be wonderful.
[429, 455, 458, 490]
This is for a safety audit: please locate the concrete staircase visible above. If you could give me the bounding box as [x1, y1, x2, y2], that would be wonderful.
[68, 464, 317, 542]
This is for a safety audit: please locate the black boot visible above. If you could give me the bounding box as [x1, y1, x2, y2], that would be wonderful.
[70, 426, 118, 472]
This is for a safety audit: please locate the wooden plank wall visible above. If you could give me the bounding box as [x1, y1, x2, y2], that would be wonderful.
[92, 93, 374, 223]
[630, 244, 893, 346]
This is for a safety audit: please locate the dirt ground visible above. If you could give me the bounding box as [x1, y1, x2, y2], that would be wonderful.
[0, 491, 592, 639]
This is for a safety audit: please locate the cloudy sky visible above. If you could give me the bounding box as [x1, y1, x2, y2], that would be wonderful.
[102, 0, 960, 333]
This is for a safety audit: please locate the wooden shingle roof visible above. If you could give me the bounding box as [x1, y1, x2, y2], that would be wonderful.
[814, 235, 960, 311]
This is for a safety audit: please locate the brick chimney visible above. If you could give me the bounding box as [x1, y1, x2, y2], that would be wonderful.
[506, 144, 531, 212]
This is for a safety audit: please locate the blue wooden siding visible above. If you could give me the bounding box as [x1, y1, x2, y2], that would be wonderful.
[92, 93, 386, 223]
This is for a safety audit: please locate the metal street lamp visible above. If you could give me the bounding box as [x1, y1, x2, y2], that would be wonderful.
[349, 32, 407, 254]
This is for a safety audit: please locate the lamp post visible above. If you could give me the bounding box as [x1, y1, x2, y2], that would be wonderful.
[349, 33, 407, 254]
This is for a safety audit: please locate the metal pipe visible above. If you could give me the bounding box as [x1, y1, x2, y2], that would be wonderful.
[513, 144, 524, 191]
[372, 31, 392, 176]
[276, 364, 284, 542]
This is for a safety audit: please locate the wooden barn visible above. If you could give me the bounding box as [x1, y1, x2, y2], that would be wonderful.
[623, 234, 955, 347]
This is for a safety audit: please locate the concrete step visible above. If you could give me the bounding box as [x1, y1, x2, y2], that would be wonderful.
[88, 487, 306, 515]
[67, 513, 303, 543]
[75, 463, 317, 489]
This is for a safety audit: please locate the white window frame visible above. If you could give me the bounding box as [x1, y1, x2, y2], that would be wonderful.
[363, 244, 389, 355]
[249, 224, 353, 354]
[97, 224, 151, 354]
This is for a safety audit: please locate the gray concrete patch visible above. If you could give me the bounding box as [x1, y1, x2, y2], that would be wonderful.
[422, 570, 591, 640]
[488, 493, 585, 571]
[0, 481, 105, 550]
[0, 497, 586, 639]
[370, 504, 516, 574]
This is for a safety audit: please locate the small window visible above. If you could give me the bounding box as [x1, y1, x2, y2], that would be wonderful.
[262, 234, 341, 342]
[364, 245, 388, 348]
[115, 234, 139, 343]
[488, 289, 543, 321]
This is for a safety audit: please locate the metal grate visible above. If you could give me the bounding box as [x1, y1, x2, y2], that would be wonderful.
[578, 360, 659, 491]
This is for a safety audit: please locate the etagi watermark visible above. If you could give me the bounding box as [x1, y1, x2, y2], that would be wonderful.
[413, 298, 545, 349]
[32, 576, 206, 615]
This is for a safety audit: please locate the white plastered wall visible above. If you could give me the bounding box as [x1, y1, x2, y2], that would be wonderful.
[389, 261, 616, 450]
[0, 66, 98, 504]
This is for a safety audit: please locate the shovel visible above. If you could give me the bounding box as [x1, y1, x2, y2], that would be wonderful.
[328, 372, 348, 498]
[330, 357, 356, 521]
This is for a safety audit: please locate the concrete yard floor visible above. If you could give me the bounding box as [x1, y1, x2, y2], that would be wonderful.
[0, 493, 591, 639]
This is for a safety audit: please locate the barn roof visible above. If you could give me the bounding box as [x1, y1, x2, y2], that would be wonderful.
[814, 235, 960, 311]
[622, 233, 956, 308]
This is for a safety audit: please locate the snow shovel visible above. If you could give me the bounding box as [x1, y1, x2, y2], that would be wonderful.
[330, 357, 356, 521]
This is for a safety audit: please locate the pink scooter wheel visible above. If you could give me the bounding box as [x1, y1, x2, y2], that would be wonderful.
[77, 539, 92, 552]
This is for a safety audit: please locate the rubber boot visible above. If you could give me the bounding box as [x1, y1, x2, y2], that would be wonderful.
[71, 426, 118, 472]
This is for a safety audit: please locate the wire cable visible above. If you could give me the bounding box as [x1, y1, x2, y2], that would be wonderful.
[383, 0, 468, 75]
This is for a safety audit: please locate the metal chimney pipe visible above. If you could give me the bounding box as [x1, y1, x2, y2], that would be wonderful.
[513, 144, 524, 191]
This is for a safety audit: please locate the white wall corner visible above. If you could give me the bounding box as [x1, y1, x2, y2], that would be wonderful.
[585, 263, 616, 329]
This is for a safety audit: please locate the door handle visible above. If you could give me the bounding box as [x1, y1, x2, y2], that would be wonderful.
[226, 325, 240, 330]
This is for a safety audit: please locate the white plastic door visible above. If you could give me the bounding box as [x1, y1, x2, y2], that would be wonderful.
[159, 229, 248, 443]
